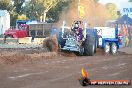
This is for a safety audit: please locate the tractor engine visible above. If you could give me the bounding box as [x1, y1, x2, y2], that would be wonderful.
[62, 33, 81, 51]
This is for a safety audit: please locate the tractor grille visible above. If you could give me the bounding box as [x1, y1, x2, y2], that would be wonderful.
[65, 38, 77, 47]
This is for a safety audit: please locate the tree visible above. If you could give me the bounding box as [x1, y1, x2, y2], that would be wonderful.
[12, 0, 25, 14]
[8, 0, 72, 25]
[106, 3, 118, 19]
[0, 0, 19, 26]
[8, 0, 26, 26]
[36, 0, 71, 22]
[23, 0, 71, 22]
[0, 0, 11, 10]
[38, 0, 61, 22]
[47, 0, 71, 22]
[23, 0, 44, 20]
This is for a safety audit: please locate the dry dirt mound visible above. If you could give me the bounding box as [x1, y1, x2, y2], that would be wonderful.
[0, 48, 58, 65]
[59, 51, 77, 57]
[0, 53, 30, 65]
[28, 52, 58, 59]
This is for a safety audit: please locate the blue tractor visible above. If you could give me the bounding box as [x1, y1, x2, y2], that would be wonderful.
[57, 21, 98, 56]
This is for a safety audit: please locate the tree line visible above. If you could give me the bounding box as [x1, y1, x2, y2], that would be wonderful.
[0, 0, 72, 26]
[0, 0, 131, 26]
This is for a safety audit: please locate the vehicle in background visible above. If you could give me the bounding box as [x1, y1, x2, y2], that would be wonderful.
[95, 26, 123, 55]
[4, 20, 53, 43]
[4, 20, 29, 39]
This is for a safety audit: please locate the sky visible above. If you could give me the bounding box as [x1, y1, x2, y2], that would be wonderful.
[99, 0, 132, 17]
[99, 0, 130, 9]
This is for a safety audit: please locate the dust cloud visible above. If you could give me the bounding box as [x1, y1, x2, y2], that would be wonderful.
[56, 0, 111, 28]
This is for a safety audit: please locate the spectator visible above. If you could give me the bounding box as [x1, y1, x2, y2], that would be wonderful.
[128, 24, 132, 45]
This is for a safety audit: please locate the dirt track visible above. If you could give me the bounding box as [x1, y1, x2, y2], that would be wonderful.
[0, 46, 132, 88]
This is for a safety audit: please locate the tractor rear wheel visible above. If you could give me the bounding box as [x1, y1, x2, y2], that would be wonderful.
[94, 38, 97, 53]
[84, 35, 95, 56]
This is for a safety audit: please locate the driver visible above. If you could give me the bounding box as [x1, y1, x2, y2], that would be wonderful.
[71, 21, 83, 41]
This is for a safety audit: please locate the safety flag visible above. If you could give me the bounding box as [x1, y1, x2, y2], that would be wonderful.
[78, 5, 85, 18]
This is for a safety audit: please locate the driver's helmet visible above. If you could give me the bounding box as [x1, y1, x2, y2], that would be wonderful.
[74, 21, 80, 29]
[74, 23, 79, 28]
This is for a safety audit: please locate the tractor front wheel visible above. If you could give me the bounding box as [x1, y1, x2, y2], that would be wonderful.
[57, 32, 66, 48]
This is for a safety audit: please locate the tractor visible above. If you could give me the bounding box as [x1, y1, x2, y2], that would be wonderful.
[57, 21, 98, 56]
